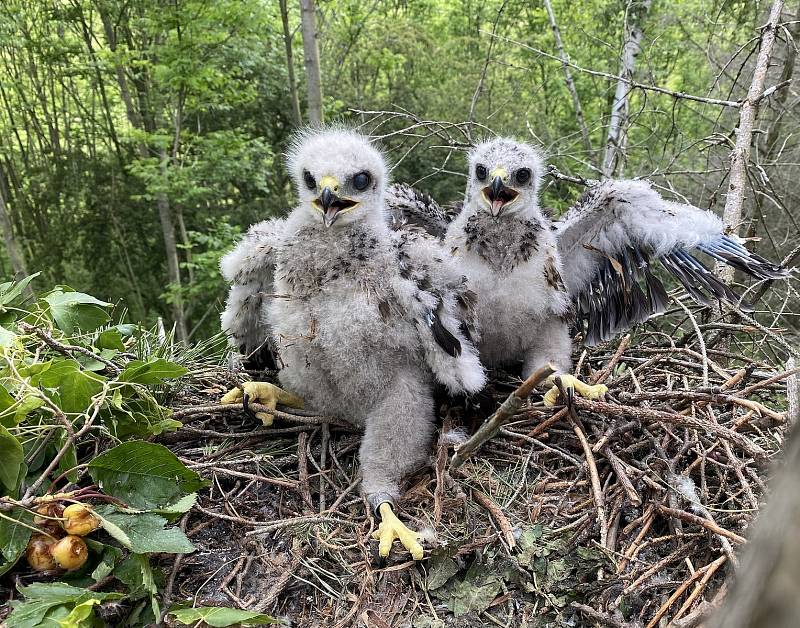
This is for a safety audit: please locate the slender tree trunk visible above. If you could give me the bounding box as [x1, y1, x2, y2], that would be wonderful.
[717, 0, 784, 283]
[746, 0, 800, 240]
[299, 0, 323, 124]
[601, 0, 650, 178]
[280, 0, 303, 125]
[543, 0, 593, 160]
[158, 148, 188, 341]
[0, 167, 30, 286]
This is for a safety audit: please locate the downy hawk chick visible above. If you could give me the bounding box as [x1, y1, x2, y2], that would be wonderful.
[219, 128, 485, 560]
[438, 137, 789, 404]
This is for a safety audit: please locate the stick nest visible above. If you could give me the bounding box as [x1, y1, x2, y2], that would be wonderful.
[160, 318, 796, 628]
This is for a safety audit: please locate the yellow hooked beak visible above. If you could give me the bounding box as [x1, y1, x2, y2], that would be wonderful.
[481, 167, 518, 217]
[312, 175, 360, 227]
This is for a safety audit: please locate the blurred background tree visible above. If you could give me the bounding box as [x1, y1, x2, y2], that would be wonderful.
[0, 0, 795, 340]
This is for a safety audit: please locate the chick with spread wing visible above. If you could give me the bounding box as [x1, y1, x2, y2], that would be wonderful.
[388, 137, 789, 405]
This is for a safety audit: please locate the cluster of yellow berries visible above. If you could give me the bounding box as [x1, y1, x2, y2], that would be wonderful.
[26, 502, 101, 572]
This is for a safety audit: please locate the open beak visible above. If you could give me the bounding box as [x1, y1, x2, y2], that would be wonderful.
[312, 176, 359, 227]
[481, 170, 518, 217]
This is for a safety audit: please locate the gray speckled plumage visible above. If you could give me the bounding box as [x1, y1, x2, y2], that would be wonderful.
[445, 138, 573, 375]
[441, 137, 789, 364]
[221, 128, 485, 504]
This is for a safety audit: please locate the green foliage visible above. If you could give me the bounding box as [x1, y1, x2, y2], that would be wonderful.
[0, 276, 207, 627]
[169, 606, 281, 626]
[87, 442, 205, 510]
[6, 583, 125, 628]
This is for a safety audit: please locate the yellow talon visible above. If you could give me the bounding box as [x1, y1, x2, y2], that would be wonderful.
[543, 373, 607, 407]
[371, 502, 424, 560]
[221, 381, 304, 426]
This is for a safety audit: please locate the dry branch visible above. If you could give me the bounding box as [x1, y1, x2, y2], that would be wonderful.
[449, 364, 555, 470]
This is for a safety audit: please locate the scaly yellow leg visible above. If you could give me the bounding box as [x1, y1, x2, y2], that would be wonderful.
[371, 502, 424, 560]
[221, 381, 304, 426]
[543, 373, 607, 407]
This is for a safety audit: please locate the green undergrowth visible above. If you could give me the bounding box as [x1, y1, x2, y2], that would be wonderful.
[0, 275, 277, 627]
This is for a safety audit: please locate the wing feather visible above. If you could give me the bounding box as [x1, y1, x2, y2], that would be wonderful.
[385, 182, 454, 239]
[556, 180, 789, 345]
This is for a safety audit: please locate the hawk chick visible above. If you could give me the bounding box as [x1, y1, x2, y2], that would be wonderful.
[220, 128, 485, 560]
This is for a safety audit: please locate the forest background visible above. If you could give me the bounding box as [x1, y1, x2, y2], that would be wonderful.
[0, 0, 797, 341]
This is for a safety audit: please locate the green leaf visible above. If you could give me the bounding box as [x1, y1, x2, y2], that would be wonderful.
[0, 507, 33, 577]
[56, 598, 99, 628]
[88, 441, 206, 509]
[154, 492, 198, 521]
[6, 583, 123, 628]
[0, 384, 16, 412]
[118, 358, 188, 385]
[115, 553, 160, 618]
[169, 606, 281, 626]
[96, 329, 126, 351]
[95, 508, 194, 554]
[87, 540, 123, 582]
[425, 555, 459, 590]
[0, 325, 18, 347]
[44, 290, 110, 334]
[38, 359, 105, 414]
[0, 423, 23, 491]
[0, 273, 38, 309]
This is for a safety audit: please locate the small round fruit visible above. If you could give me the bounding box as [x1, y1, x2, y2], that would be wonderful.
[61, 503, 100, 536]
[33, 502, 65, 525]
[26, 534, 58, 572]
[34, 502, 66, 538]
[50, 535, 88, 571]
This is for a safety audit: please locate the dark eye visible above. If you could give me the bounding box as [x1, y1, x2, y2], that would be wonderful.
[352, 171, 371, 191]
[475, 164, 487, 181]
[303, 170, 316, 190]
[516, 168, 532, 184]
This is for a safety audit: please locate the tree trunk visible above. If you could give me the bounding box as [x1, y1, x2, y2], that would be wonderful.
[717, 0, 784, 283]
[746, 0, 799, 240]
[158, 148, 188, 342]
[543, 0, 593, 160]
[280, 0, 303, 125]
[601, 0, 650, 178]
[0, 167, 30, 286]
[299, 0, 323, 124]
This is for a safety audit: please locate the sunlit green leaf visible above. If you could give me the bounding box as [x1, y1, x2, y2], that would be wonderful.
[169, 606, 281, 626]
[0, 423, 23, 491]
[88, 441, 206, 509]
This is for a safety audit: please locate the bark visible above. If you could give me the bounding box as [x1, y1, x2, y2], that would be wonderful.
[158, 148, 188, 341]
[280, 0, 303, 125]
[601, 0, 650, 178]
[299, 0, 323, 124]
[708, 420, 800, 628]
[718, 0, 785, 283]
[543, 0, 593, 159]
[746, 0, 799, 239]
[0, 166, 31, 286]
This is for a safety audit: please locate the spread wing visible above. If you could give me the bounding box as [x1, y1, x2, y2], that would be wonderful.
[555, 180, 789, 346]
[393, 229, 485, 394]
[385, 182, 457, 239]
[220, 219, 284, 368]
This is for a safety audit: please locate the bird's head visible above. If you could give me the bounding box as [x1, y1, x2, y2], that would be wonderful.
[287, 128, 387, 229]
[467, 138, 544, 218]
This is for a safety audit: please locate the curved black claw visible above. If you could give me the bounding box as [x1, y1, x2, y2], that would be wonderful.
[242, 392, 253, 417]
